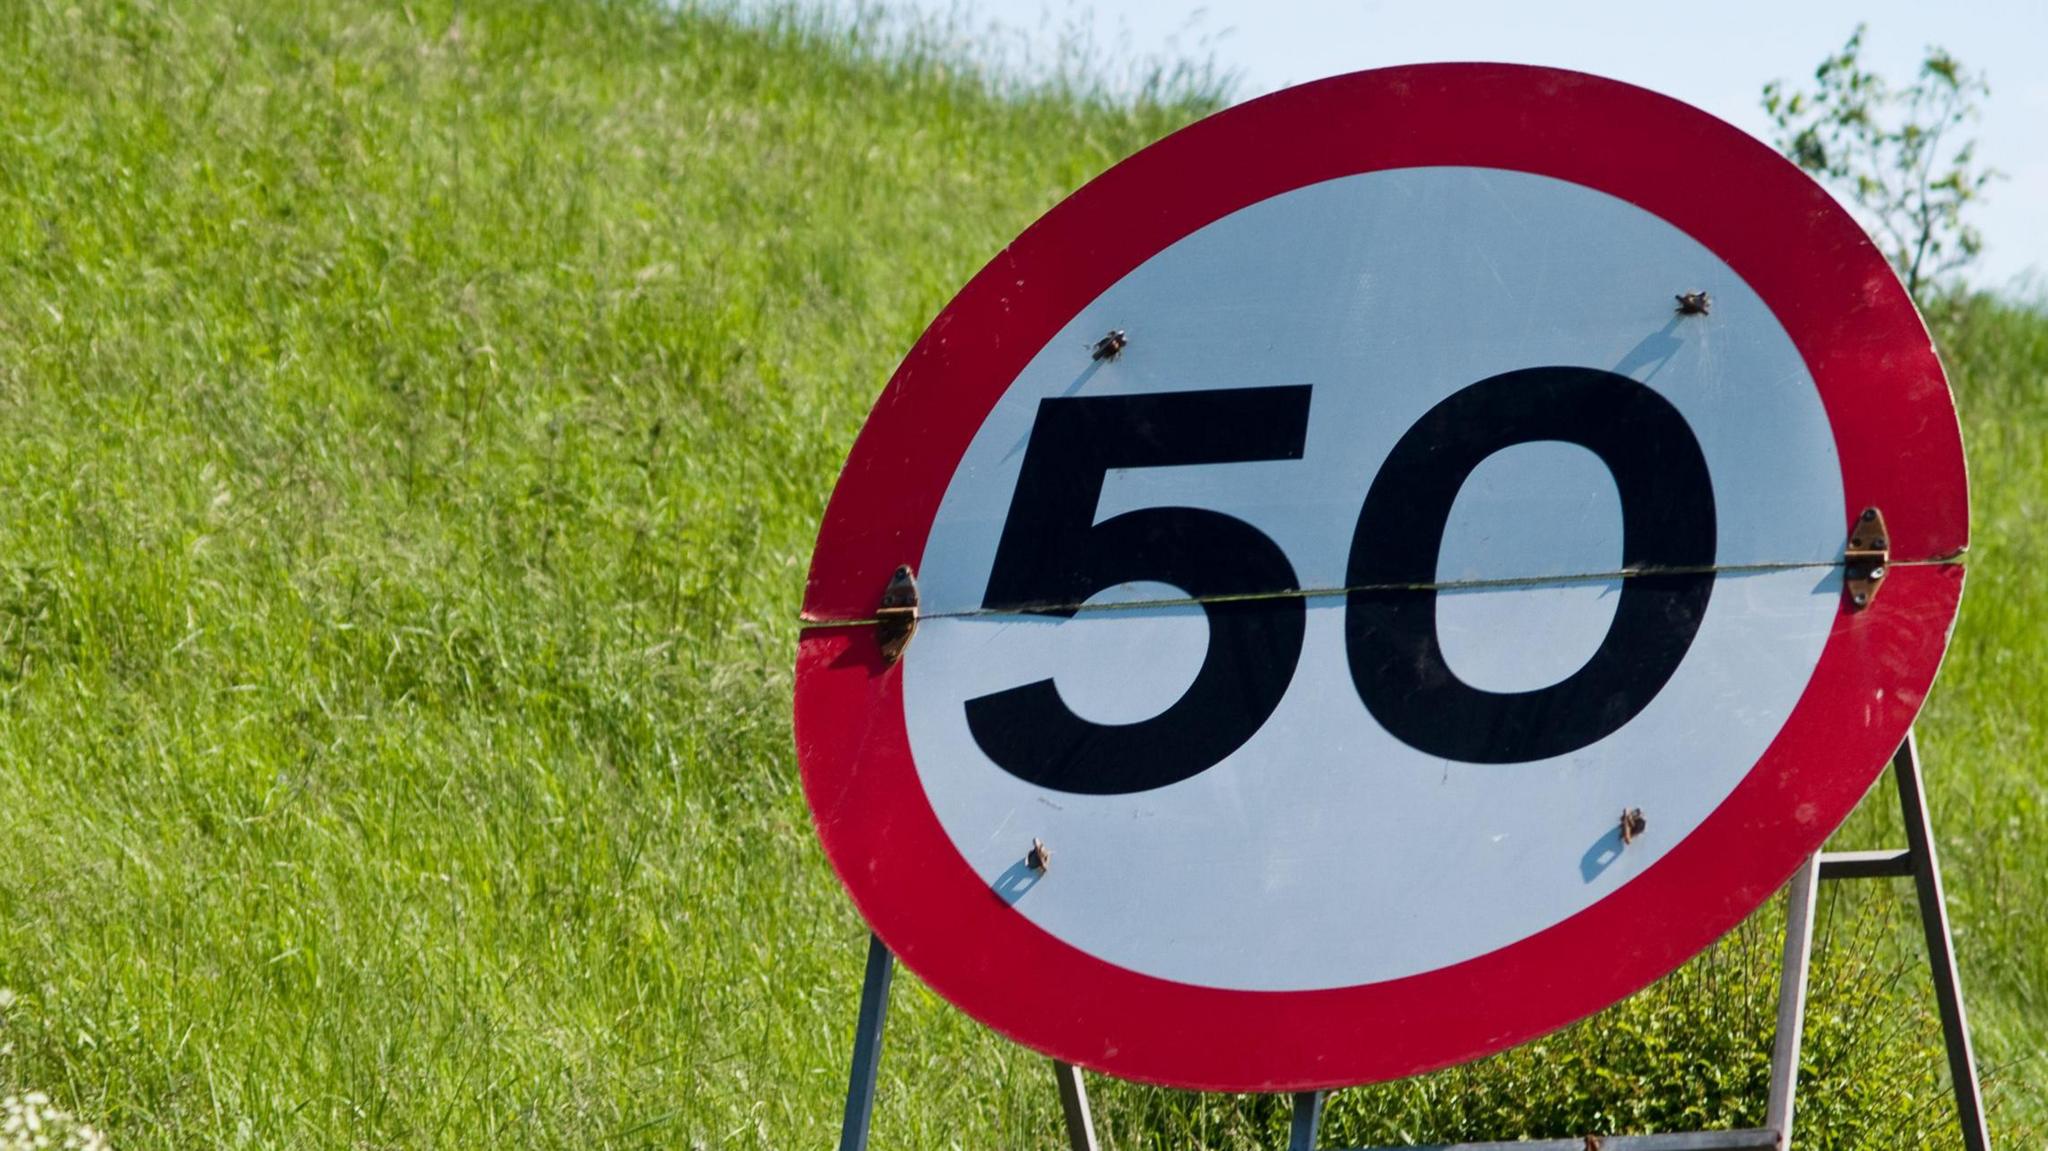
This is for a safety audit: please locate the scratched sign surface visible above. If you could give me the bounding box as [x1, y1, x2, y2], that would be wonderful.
[794, 65, 1967, 1090]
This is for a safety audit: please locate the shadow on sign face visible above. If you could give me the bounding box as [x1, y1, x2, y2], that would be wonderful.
[1611, 315, 1687, 383]
[1580, 825, 1627, 884]
[990, 855, 1044, 906]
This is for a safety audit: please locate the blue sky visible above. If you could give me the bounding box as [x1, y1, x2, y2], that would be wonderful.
[858, 0, 2045, 291]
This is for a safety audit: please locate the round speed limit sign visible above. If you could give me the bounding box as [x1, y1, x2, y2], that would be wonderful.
[795, 64, 1967, 1090]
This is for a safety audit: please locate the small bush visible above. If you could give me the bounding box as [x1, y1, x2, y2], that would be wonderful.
[1081, 888, 1998, 1150]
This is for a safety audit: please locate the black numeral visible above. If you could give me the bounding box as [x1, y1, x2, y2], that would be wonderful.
[1344, 367, 1715, 762]
[965, 387, 1313, 795]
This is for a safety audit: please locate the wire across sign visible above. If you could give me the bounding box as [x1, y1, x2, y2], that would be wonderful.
[795, 64, 1967, 1090]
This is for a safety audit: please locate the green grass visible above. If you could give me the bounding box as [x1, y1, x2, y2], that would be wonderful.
[0, 1, 2041, 1147]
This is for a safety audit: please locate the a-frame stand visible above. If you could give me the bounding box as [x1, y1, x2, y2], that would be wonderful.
[835, 732, 1990, 1151]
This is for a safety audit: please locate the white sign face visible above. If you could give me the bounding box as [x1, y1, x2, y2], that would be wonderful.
[797, 62, 1967, 1090]
[903, 167, 1843, 990]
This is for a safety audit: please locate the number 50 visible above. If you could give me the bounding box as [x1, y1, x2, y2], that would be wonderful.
[963, 367, 1717, 795]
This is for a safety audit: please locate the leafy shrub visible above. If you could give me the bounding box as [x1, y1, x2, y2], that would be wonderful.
[1763, 25, 1998, 301]
[1081, 888, 2003, 1150]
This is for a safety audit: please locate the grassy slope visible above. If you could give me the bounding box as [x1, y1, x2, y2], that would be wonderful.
[1910, 298, 2048, 1116]
[0, 1, 2040, 1147]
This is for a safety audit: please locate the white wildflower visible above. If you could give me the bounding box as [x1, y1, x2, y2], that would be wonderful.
[0, 1090, 112, 1151]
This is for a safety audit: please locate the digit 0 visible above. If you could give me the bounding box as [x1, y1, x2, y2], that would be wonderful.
[1346, 367, 1715, 762]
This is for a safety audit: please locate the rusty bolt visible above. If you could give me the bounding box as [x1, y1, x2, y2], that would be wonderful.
[1674, 291, 1711, 316]
[1091, 329, 1128, 362]
[1620, 808, 1647, 846]
[1027, 837, 1051, 872]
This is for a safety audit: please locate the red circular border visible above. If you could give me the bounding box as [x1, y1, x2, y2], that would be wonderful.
[795, 64, 1967, 1090]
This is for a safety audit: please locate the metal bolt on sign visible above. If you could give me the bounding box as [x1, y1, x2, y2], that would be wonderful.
[1620, 808, 1648, 847]
[1845, 507, 1892, 609]
[799, 64, 1987, 1151]
[873, 565, 918, 665]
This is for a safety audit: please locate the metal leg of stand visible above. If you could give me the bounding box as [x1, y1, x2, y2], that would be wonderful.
[1764, 853, 1821, 1148]
[1053, 1061, 1102, 1151]
[1288, 1091, 1324, 1151]
[838, 934, 896, 1151]
[1892, 734, 1993, 1151]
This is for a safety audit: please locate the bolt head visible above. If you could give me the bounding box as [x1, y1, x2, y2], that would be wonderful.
[1026, 837, 1050, 872]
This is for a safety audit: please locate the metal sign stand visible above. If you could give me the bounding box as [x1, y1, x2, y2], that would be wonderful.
[832, 732, 1990, 1151]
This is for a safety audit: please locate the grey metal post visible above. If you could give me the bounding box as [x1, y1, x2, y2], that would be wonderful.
[838, 934, 896, 1151]
[1289, 1091, 1325, 1151]
[1891, 734, 1992, 1151]
[1764, 853, 1820, 1147]
[1053, 1061, 1102, 1151]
